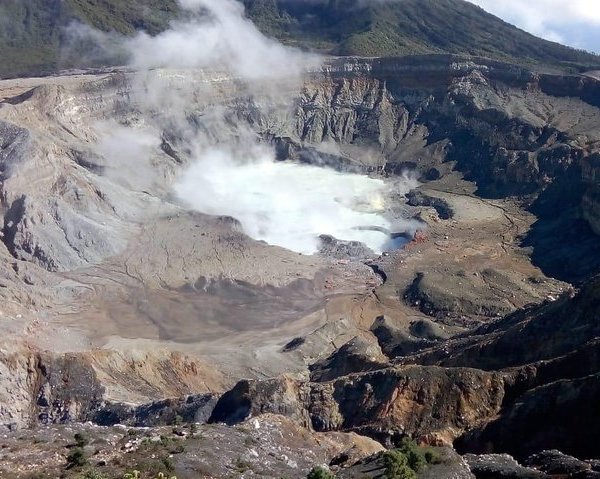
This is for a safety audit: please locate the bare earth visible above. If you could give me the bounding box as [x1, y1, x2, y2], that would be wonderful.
[0, 69, 563, 426]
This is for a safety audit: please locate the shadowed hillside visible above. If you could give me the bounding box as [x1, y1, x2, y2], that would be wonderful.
[0, 0, 178, 77]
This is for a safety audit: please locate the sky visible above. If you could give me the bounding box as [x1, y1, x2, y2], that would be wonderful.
[466, 0, 600, 53]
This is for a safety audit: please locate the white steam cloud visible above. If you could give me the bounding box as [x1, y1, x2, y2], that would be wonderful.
[175, 146, 395, 254]
[126, 0, 318, 78]
[93, 0, 416, 255]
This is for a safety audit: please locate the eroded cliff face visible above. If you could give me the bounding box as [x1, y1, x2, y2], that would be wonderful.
[582, 154, 600, 235]
[287, 57, 600, 282]
[2, 57, 600, 279]
[204, 277, 600, 458]
[286, 57, 600, 198]
[0, 345, 226, 430]
[0, 55, 599, 466]
[209, 366, 505, 447]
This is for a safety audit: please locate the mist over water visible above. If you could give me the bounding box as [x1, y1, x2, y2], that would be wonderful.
[174, 147, 395, 254]
[88, 0, 416, 255]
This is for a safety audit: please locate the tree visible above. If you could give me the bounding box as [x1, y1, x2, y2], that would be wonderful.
[307, 466, 335, 479]
[382, 450, 416, 479]
[397, 438, 427, 473]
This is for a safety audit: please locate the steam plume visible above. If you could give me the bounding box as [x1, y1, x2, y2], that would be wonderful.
[93, 0, 417, 254]
[175, 146, 397, 254]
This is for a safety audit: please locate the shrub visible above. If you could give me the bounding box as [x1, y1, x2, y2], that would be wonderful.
[159, 435, 172, 447]
[307, 466, 335, 479]
[382, 450, 416, 479]
[170, 443, 185, 454]
[82, 470, 108, 479]
[161, 457, 175, 473]
[234, 457, 253, 473]
[424, 450, 439, 464]
[397, 438, 427, 472]
[66, 447, 87, 469]
[74, 432, 90, 448]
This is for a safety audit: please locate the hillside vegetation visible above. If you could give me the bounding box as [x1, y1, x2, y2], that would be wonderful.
[243, 0, 600, 68]
[1, 0, 599, 78]
[0, 0, 177, 78]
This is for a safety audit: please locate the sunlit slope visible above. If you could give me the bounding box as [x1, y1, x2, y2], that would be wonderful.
[244, 0, 600, 68]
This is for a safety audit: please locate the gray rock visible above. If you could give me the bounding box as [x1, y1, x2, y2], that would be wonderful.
[309, 336, 388, 382]
[318, 234, 374, 260]
[525, 450, 592, 476]
[464, 453, 546, 478]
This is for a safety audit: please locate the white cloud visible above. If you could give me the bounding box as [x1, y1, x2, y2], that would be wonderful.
[466, 0, 600, 51]
[126, 0, 318, 79]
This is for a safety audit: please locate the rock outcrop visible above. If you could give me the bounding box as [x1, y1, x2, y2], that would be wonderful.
[205, 277, 600, 460]
[210, 366, 506, 447]
[291, 57, 600, 282]
[0, 346, 226, 430]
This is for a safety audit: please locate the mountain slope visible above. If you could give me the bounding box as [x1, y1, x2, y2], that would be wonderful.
[242, 0, 600, 69]
[1, 0, 600, 79]
[0, 0, 178, 78]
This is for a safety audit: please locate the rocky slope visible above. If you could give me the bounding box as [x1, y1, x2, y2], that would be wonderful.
[287, 56, 600, 282]
[206, 276, 600, 460]
[0, 53, 600, 477]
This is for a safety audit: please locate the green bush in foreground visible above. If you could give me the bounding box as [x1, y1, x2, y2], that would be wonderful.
[397, 438, 427, 472]
[382, 438, 436, 478]
[81, 470, 108, 479]
[382, 450, 417, 479]
[66, 447, 87, 469]
[307, 466, 335, 479]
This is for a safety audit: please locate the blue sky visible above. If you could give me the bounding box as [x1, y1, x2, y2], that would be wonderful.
[466, 0, 600, 53]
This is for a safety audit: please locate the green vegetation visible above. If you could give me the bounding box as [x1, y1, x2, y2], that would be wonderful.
[1, 0, 600, 79]
[307, 466, 335, 479]
[242, 0, 600, 71]
[234, 457, 254, 473]
[381, 438, 438, 479]
[0, 0, 600, 77]
[383, 450, 417, 479]
[0, 0, 177, 78]
[66, 447, 88, 469]
[123, 471, 177, 479]
[81, 470, 109, 479]
[80, 471, 178, 479]
[2, 0, 599, 78]
[172, 414, 183, 426]
[397, 438, 427, 472]
[424, 450, 438, 464]
[74, 432, 90, 448]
